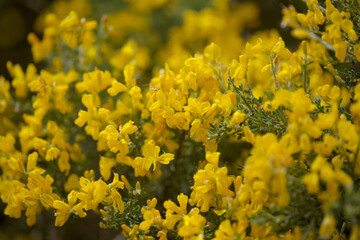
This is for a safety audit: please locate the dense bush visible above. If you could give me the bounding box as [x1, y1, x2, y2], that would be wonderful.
[1, 0, 360, 239]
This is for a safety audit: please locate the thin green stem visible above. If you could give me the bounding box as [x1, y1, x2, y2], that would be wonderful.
[339, 222, 346, 240]
[307, 30, 336, 52]
[302, 51, 308, 92]
[270, 54, 279, 90]
[217, 61, 227, 93]
[244, 73, 254, 99]
[230, 80, 252, 110]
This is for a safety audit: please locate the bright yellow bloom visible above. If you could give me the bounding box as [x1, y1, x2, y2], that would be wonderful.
[53, 190, 86, 227]
[139, 198, 162, 231]
[302, 172, 319, 194]
[45, 147, 60, 161]
[230, 110, 246, 125]
[163, 193, 188, 230]
[204, 42, 221, 62]
[99, 157, 116, 181]
[77, 177, 107, 211]
[177, 208, 206, 239]
[319, 214, 336, 239]
[105, 173, 125, 213]
[27, 152, 38, 171]
[133, 141, 174, 172]
[190, 152, 234, 212]
[213, 219, 247, 240]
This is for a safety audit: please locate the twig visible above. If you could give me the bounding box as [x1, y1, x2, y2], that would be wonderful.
[270, 54, 279, 90]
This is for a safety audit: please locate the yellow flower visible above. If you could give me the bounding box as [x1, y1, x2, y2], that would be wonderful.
[77, 177, 107, 211]
[53, 190, 86, 227]
[213, 220, 236, 240]
[337, 116, 358, 153]
[190, 152, 234, 212]
[230, 110, 246, 125]
[301, 116, 322, 139]
[8, 157, 24, 172]
[139, 198, 162, 231]
[302, 172, 319, 194]
[121, 224, 141, 240]
[59, 11, 79, 30]
[243, 126, 255, 144]
[350, 225, 360, 240]
[45, 147, 60, 161]
[99, 121, 137, 154]
[334, 41, 348, 63]
[313, 134, 338, 156]
[107, 80, 127, 96]
[120, 120, 138, 142]
[124, 63, 136, 88]
[157, 229, 168, 240]
[99, 157, 116, 181]
[7, 62, 35, 98]
[354, 44, 360, 61]
[76, 70, 113, 94]
[177, 208, 206, 239]
[64, 174, 80, 192]
[319, 214, 336, 239]
[27, 152, 38, 171]
[133, 141, 174, 171]
[163, 193, 188, 230]
[314, 5, 325, 24]
[204, 42, 221, 62]
[75, 110, 91, 127]
[190, 119, 207, 142]
[105, 173, 125, 213]
[58, 151, 71, 175]
[84, 118, 102, 140]
[335, 169, 353, 189]
[315, 103, 338, 129]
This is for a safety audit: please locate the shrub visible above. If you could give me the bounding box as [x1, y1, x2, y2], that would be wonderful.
[1, 0, 360, 239]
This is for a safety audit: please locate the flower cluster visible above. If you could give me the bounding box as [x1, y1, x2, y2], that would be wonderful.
[1, 0, 360, 239]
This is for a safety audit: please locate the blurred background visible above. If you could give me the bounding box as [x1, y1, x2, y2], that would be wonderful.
[0, 0, 47, 80]
[0, 0, 305, 239]
[0, 0, 305, 80]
